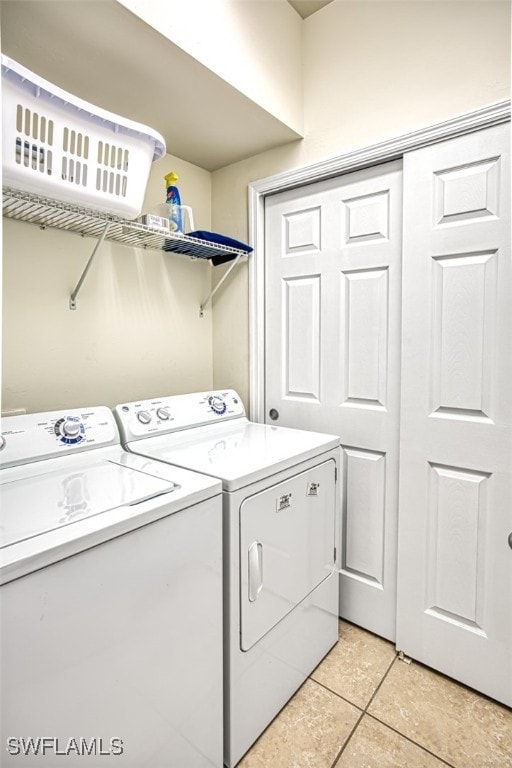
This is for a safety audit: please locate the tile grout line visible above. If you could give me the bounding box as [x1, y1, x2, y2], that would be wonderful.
[327, 650, 458, 768]
[308, 676, 365, 711]
[364, 712, 457, 768]
[364, 652, 399, 712]
[328, 652, 399, 768]
[364, 656, 457, 768]
[313, 631, 511, 768]
[329, 708, 365, 768]
[364, 655, 458, 766]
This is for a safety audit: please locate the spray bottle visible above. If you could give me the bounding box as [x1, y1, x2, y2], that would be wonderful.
[164, 171, 182, 233]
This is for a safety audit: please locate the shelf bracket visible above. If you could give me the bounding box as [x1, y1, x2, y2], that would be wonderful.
[199, 254, 242, 318]
[69, 221, 110, 310]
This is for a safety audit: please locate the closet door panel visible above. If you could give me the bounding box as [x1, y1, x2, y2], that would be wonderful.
[397, 123, 511, 707]
[265, 162, 403, 640]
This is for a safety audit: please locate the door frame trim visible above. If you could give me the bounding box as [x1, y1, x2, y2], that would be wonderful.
[248, 99, 511, 421]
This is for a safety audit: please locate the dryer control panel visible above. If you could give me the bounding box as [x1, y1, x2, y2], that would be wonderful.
[0, 407, 119, 468]
[115, 389, 246, 442]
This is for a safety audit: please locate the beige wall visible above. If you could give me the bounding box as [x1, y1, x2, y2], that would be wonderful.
[2, 154, 214, 414]
[118, 0, 303, 134]
[303, 0, 511, 159]
[211, 0, 511, 410]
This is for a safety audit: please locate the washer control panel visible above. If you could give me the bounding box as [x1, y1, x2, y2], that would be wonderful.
[115, 390, 246, 441]
[0, 407, 118, 468]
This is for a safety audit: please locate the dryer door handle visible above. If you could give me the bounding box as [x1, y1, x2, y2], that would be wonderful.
[248, 541, 263, 602]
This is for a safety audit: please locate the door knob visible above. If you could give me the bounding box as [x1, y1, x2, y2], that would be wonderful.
[269, 409, 279, 421]
[508, 532, 512, 550]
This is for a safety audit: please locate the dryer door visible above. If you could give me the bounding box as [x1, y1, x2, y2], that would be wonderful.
[239, 459, 336, 651]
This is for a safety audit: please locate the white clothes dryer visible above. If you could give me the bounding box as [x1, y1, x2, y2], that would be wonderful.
[0, 406, 223, 768]
[114, 390, 341, 767]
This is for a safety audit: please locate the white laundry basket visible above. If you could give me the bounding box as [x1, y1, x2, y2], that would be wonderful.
[1, 55, 166, 219]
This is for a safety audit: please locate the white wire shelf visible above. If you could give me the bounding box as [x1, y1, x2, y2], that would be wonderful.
[2, 187, 248, 311]
[2, 187, 248, 260]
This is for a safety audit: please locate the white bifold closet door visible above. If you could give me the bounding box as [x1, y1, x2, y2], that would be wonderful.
[264, 162, 403, 641]
[396, 123, 512, 706]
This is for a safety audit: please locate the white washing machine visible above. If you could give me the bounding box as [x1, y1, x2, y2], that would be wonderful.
[0, 406, 224, 768]
[114, 390, 341, 767]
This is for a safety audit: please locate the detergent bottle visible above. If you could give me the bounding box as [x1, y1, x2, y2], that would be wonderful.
[164, 171, 182, 233]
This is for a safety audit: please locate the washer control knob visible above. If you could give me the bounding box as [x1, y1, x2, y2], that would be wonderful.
[137, 410, 152, 425]
[0, 434, 6, 451]
[62, 419, 81, 438]
[156, 407, 170, 421]
[208, 395, 227, 415]
[54, 417, 84, 444]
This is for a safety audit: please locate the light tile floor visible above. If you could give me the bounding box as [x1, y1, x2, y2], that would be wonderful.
[238, 621, 512, 768]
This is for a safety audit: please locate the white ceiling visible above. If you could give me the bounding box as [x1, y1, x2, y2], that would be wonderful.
[287, 0, 335, 19]
[0, 1, 303, 171]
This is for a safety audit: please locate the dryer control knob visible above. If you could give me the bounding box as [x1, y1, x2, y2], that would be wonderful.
[208, 395, 227, 415]
[156, 407, 170, 421]
[137, 410, 152, 425]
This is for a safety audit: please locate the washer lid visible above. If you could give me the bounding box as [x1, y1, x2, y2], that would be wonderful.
[1, 459, 175, 548]
[131, 420, 340, 491]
